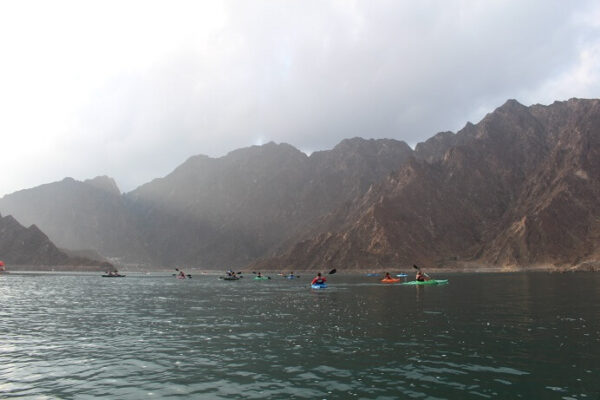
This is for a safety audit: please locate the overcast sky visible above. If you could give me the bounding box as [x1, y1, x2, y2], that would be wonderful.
[1, 0, 599, 196]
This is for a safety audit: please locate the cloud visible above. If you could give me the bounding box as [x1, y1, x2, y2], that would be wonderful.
[1, 0, 599, 196]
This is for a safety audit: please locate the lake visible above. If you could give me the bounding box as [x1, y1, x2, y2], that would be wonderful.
[1, 271, 599, 399]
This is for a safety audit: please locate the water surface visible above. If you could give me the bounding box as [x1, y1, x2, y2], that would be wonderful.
[1, 272, 599, 399]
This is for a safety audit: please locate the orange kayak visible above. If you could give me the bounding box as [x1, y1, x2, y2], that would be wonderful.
[381, 278, 401, 283]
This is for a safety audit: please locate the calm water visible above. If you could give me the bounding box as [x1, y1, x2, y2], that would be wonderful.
[1, 272, 599, 399]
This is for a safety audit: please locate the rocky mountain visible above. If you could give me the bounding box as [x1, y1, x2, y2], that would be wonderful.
[253, 98, 600, 271]
[0, 139, 414, 267]
[0, 176, 149, 264]
[0, 213, 113, 269]
[125, 138, 414, 266]
[2, 98, 599, 271]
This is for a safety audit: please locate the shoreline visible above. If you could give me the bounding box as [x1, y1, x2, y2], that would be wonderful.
[3, 262, 599, 275]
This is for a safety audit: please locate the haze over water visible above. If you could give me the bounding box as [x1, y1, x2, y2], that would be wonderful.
[1, 272, 598, 399]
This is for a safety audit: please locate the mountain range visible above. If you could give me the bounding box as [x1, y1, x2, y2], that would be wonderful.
[0, 213, 113, 270]
[1, 98, 599, 271]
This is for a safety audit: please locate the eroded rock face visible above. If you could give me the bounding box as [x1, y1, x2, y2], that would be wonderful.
[254, 99, 600, 270]
[2, 98, 599, 270]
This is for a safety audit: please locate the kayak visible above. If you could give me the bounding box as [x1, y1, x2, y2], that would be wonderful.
[221, 276, 240, 281]
[396, 273, 408, 277]
[311, 283, 327, 289]
[102, 274, 126, 278]
[381, 278, 401, 283]
[403, 279, 449, 285]
[253, 276, 270, 280]
[286, 275, 300, 279]
[366, 273, 380, 277]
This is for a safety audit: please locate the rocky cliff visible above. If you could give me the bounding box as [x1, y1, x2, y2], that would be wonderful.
[253, 98, 600, 270]
[2, 98, 599, 271]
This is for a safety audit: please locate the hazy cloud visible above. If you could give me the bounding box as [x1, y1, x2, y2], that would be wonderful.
[1, 0, 599, 196]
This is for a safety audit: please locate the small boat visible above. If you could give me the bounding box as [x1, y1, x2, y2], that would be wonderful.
[396, 273, 408, 277]
[102, 274, 126, 278]
[381, 278, 401, 283]
[366, 273, 380, 277]
[311, 282, 327, 289]
[221, 276, 240, 281]
[254, 276, 270, 280]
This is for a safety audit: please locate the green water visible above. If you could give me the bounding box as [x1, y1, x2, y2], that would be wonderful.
[1, 272, 599, 399]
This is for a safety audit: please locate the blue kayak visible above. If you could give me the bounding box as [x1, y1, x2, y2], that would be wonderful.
[311, 283, 328, 289]
[396, 273, 408, 277]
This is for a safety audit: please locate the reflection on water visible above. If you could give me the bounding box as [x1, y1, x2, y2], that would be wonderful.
[0, 272, 599, 399]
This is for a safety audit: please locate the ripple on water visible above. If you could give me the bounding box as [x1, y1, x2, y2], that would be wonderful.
[1, 273, 600, 399]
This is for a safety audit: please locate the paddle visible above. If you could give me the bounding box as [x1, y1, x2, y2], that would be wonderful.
[413, 264, 431, 280]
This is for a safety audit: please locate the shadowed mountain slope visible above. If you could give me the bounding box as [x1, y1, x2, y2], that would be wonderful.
[253, 98, 600, 271]
[0, 213, 112, 269]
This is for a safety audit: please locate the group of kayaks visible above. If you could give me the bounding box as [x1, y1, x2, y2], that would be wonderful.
[100, 267, 446, 287]
[379, 277, 449, 285]
[219, 272, 302, 281]
[379, 277, 448, 285]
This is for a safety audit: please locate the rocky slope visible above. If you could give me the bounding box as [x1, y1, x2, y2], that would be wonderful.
[253, 98, 600, 270]
[0, 176, 149, 264]
[0, 213, 113, 269]
[0, 139, 414, 267]
[2, 98, 599, 270]
[126, 138, 414, 266]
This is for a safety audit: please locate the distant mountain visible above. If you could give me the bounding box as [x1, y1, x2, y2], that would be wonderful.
[126, 138, 414, 266]
[0, 176, 149, 264]
[0, 213, 113, 269]
[0, 139, 414, 267]
[2, 98, 599, 271]
[253, 98, 600, 271]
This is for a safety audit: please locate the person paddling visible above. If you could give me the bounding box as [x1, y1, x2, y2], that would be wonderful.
[384, 272, 393, 280]
[416, 270, 429, 282]
[311, 272, 326, 285]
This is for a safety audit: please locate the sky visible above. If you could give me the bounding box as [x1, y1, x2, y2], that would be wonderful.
[1, 0, 599, 197]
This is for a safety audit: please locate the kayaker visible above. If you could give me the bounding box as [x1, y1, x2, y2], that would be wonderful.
[384, 272, 392, 280]
[416, 270, 429, 282]
[311, 272, 326, 285]
[178, 270, 186, 279]
[257, 272, 262, 278]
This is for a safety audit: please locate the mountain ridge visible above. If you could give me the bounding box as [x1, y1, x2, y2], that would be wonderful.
[2, 98, 599, 271]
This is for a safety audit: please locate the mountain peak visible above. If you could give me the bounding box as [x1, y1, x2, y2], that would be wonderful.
[84, 176, 121, 195]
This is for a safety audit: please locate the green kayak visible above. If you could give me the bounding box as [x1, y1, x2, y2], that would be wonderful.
[253, 276, 270, 280]
[403, 279, 448, 285]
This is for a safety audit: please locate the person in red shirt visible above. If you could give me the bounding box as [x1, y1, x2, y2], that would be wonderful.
[311, 272, 326, 285]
